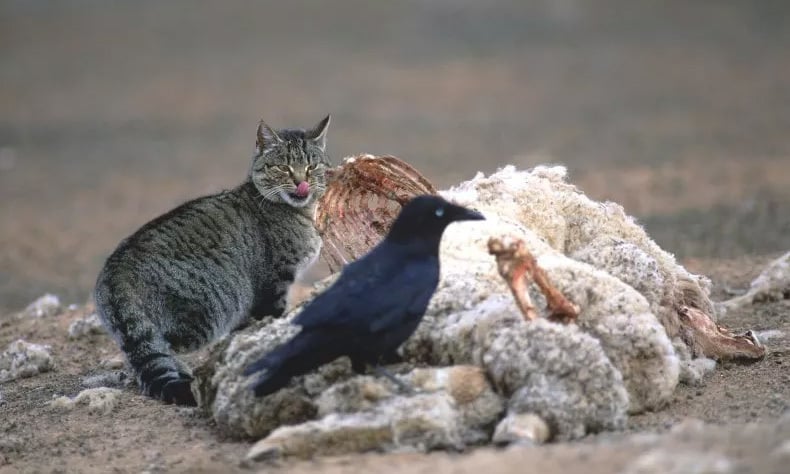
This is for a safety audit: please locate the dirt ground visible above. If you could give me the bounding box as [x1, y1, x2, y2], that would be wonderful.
[0, 255, 788, 474]
[1, 1, 789, 473]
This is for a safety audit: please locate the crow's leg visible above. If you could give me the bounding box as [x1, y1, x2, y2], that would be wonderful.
[373, 365, 415, 395]
[351, 355, 415, 394]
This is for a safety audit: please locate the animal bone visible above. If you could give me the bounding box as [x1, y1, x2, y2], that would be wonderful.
[488, 236, 580, 324]
[316, 154, 436, 271]
[677, 305, 766, 360]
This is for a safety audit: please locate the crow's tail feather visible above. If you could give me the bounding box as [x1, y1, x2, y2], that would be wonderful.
[243, 330, 343, 397]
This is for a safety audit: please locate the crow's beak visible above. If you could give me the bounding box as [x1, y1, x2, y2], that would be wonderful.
[457, 207, 485, 222]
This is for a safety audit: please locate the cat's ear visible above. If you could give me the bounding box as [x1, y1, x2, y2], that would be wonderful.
[307, 114, 331, 151]
[256, 120, 282, 155]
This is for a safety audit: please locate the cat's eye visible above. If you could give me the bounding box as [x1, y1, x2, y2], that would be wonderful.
[435, 207, 445, 218]
[270, 164, 292, 174]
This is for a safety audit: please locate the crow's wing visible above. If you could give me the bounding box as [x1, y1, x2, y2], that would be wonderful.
[293, 246, 439, 332]
[366, 273, 437, 333]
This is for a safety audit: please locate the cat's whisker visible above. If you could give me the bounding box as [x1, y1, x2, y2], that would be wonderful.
[260, 184, 289, 202]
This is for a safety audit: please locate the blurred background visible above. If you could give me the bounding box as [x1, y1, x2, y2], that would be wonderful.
[1, 0, 788, 312]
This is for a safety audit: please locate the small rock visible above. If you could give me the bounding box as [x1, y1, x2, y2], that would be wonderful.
[68, 313, 105, 339]
[492, 412, 550, 445]
[100, 356, 126, 370]
[50, 387, 123, 415]
[0, 339, 54, 383]
[22, 294, 61, 318]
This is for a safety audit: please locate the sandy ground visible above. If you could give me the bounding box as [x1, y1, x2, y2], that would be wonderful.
[1, 1, 789, 473]
[0, 255, 788, 473]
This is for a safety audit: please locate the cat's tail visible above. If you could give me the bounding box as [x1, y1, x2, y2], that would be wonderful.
[94, 274, 197, 406]
[129, 347, 196, 406]
[243, 329, 342, 397]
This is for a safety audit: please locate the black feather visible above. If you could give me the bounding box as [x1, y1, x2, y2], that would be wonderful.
[244, 195, 484, 397]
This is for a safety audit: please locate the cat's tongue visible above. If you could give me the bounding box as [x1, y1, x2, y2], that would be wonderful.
[295, 181, 310, 198]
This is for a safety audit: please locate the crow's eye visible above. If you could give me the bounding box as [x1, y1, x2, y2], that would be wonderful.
[435, 207, 445, 218]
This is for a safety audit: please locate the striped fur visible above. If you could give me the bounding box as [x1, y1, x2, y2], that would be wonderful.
[94, 116, 331, 405]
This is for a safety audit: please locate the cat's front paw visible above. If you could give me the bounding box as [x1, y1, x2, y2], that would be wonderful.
[142, 369, 197, 406]
[161, 377, 197, 406]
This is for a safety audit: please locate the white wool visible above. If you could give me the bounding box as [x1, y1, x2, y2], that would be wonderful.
[50, 387, 123, 415]
[200, 163, 719, 450]
[0, 339, 54, 383]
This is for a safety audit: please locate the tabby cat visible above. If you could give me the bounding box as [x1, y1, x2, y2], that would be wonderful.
[94, 116, 331, 406]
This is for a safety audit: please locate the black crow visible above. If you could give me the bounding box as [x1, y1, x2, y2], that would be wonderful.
[243, 194, 485, 397]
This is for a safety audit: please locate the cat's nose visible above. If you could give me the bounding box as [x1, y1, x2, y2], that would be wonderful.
[292, 171, 307, 185]
[295, 181, 310, 197]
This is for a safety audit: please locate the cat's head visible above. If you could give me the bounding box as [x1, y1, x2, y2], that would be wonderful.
[250, 115, 331, 208]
